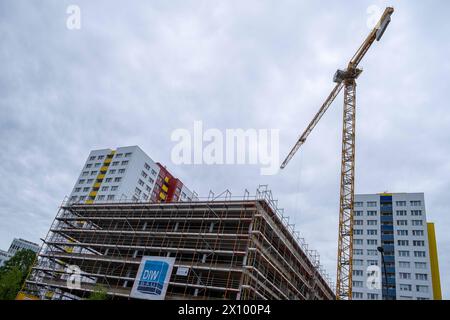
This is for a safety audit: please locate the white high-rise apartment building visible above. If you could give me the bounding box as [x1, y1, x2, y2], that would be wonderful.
[351, 193, 441, 300]
[8, 238, 40, 256]
[68, 146, 196, 204]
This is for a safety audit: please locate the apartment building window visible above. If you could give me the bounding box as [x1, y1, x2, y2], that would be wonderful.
[367, 239, 378, 246]
[109, 169, 116, 174]
[98, 155, 104, 160]
[367, 211, 377, 216]
[353, 260, 364, 266]
[121, 160, 129, 165]
[146, 185, 151, 192]
[125, 152, 132, 158]
[141, 171, 148, 178]
[399, 261, 410, 268]
[82, 171, 89, 176]
[367, 260, 378, 266]
[414, 251, 426, 258]
[94, 163, 101, 167]
[352, 281, 363, 288]
[151, 169, 157, 176]
[353, 270, 364, 277]
[412, 220, 423, 226]
[135, 188, 142, 195]
[396, 201, 406, 207]
[411, 210, 422, 216]
[399, 273, 411, 280]
[416, 285, 429, 293]
[354, 229, 363, 235]
[397, 220, 408, 226]
[354, 220, 363, 226]
[111, 186, 118, 191]
[367, 220, 377, 226]
[354, 202, 363, 207]
[74, 188, 81, 192]
[118, 169, 126, 174]
[138, 179, 144, 187]
[397, 240, 409, 246]
[90, 171, 97, 176]
[89, 156, 96, 161]
[79, 196, 86, 200]
[354, 211, 363, 216]
[367, 293, 378, 300]
[396, 210, 407, 216]
[97, 195, 105, 200]
[79, 179, 85, 184]
[398, 250, 410, 257]
[142, 194, 149, 200]
[144, 163, 151, 170]
[114, 177, 122, 182]
[413, 230, 424, 236]
[415, 262, 427, 269]
[149, 177, 155, 184]
[70, 196, 77, 201]
[415, 273, 428, 281]
[413, 240, 425, 247]
[87, 179, 94, 184]
[115, 153, 123, 158]
[105, 178, 112, 183]
[367, 230, 377, 236]
[353, 249, 363, 255]
[367, 201, 377, 207]
[399, 284, 412, 291]
[101, 186, 109, 191]
[112, 161, 119, 166]
[83, 187, 90, 192]
[354, 239, 363, 245]
[397, 230, 408, 236]
[410, 201, 422, 206]
[367, 249, 378, 256]
[85, 164, 92, 168]
[353, 292, 363, 299]
[107, 195, 115, 200]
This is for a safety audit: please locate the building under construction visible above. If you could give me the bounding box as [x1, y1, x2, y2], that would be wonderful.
[23, 187, 334, 300]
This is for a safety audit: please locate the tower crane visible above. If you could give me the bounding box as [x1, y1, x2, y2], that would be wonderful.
[280, 7, 394, 300]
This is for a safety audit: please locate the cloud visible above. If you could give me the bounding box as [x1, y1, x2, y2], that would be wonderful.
[0, 0, 449, 298]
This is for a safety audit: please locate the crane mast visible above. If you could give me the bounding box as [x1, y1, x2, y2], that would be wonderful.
[280, 7, 394, 300]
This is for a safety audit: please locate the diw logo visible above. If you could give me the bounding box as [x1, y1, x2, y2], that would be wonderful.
[137, 260, 169, 295]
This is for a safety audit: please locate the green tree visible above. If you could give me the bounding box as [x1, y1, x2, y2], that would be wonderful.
[87, 284, 109, 300]
[0, 249, 37, 300]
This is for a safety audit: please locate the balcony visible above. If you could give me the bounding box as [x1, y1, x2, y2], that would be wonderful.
[380, 215, 393, 222]
[97, 174, 105, 180]
[104, 158, 112, 164]
[100, 166, 108, 172]
[381, 225, 393, 231]
[381, 234, 394, 241]
[380, 205, 393, 213]
[89, 191, 97, 197]
[94, 182, 101, 188]
[162, 185, 169, 193]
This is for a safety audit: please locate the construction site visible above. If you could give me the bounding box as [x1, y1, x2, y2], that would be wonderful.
[19, 7, 406, 301]
[22, 187, 334, 300]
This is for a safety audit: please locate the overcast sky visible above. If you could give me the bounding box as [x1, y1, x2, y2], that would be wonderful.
[1, 0, 449, 298]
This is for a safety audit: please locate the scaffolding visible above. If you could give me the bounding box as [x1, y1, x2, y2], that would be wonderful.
[23, 186, 335, 300]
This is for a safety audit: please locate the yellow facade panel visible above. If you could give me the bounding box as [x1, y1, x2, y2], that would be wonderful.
[427, 222, 442, 300]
